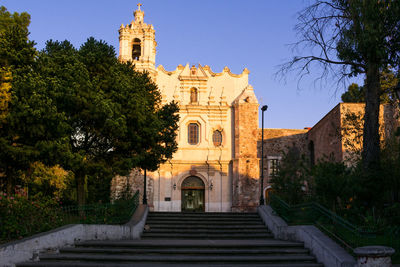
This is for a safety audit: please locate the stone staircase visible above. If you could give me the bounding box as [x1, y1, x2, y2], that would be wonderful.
[17, 212, 323, 266]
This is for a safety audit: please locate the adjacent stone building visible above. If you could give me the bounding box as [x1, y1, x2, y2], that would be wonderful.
[307, 103, 399, 165]
[112, 5, 399, 212]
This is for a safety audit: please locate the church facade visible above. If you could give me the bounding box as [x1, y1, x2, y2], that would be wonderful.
[111, 5, 400, 212]
[114, 5, 261, 212]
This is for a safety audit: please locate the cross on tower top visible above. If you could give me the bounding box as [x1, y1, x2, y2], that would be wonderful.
[137, 3, 142, 10]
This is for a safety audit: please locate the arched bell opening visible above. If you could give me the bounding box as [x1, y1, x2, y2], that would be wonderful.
[132, 38, 141, 60]
[181, 176, 205, 212]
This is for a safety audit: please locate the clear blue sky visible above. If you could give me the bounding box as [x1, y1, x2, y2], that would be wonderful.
[3, 0, 359, 129]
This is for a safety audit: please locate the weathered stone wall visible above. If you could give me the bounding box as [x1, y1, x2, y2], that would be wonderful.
[382, 104, 399, 141]
[110, 168, 153, 206]
[257, 128, 308, 188]
[308, 103, 400, 165]
[232, 86, 260, 212]
[308, 104, 342, 163]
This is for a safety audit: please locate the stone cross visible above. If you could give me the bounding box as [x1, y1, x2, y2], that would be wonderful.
[137, 3, 142, 10]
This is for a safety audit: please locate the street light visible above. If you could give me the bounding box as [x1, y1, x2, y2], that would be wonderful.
[260, 105, 268, 206]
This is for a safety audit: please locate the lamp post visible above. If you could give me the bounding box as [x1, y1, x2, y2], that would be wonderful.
[260, 105, 268, 206]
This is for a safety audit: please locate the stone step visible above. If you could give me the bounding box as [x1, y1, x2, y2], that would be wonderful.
[146, 216, 262, 222]
[16, 212, 323, 267]
[145, 219, 264, 225]
[146, 224, 268, 229]
[149, 211, 259, 217]
[75, 239, 306, 248]
[143, 228, 271, 234]
[147, 213, 260, 219]
[18, 262, 324, 267]
[141, 233, 275, 239]
[36, 253, 319, 264]
[60, 247, 311, 255]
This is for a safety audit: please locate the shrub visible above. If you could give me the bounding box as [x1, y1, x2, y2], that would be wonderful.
[0, 191, 64, 243]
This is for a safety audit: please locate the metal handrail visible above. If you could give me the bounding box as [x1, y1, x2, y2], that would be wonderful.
[61, 190, 139, 225]
[269, 193, 399, 262]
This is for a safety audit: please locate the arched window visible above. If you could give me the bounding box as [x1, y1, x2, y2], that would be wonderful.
[190, 88, 198, 103]
[212, 130, 222, 146]
[181, 176, 205, 189]
[188, 123, 199, 145]
[132, 38, 141, 60]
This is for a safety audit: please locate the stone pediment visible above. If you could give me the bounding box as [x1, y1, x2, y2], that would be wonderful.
[178, 64, 208, 81]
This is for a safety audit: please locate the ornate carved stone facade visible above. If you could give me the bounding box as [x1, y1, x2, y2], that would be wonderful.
[114, 5, 261, 212]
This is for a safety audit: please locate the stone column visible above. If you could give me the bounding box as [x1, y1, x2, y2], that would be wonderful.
[354, 246, 395, 267]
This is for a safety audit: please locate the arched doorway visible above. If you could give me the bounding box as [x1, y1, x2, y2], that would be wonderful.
[181, 176, 205, 212]
[264, 186, 273, 204]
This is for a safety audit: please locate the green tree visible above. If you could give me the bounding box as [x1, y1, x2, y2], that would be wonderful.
[279, 0, 400, 171]
[0, 6, 36, 194]
[21, 162, 71, 199]
[270, 145, 311, 204]
[341, 83, 365, 103]
[31, 38, 179, 205]
[341, 68, 398, 103]
[312, 160, 352, 211]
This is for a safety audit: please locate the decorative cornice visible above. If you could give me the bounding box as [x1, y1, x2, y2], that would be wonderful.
[202, 65, 250, 78]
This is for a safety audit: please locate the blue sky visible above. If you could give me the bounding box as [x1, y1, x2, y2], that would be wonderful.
[2, 0, 360, 129]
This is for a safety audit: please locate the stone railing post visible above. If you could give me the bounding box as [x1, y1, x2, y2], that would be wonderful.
[354, 246, 395, 267]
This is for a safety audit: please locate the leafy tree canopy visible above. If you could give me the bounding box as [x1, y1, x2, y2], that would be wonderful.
[2, 37, 179, 204]
[0, 6, 36, 194]
[341, 68, 399, 103]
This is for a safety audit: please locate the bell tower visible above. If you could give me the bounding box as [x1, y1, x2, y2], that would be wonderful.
[119, 3, 157, 78]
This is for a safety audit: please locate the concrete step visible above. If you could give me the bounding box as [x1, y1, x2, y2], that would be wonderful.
[145, 224, 267, 229]
[16, 212, 323, 267]
[149, 211, 258, 217]
[143, 228, 271, 234]
[60, 247, 311, 255]
[75, 239, 307, 248]
[147, 213, 260, 219]
[141, 233, 275, 239]
[18, 262, 324, 267]
[36, 253, 319, 264]
[146, 217, 262, 222]
[145, 220, 264, 226]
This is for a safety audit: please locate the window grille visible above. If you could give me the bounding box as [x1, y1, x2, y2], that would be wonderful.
[269, 159, 280, 177]
[188, 123, 199, 145]
[212, 130, 222, 146]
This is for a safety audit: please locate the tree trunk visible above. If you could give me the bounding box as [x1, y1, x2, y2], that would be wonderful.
[362, 62, 381, 171]
[76, 171, 86, 206]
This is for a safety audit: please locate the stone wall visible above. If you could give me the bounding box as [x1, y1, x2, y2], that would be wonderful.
[308, 104, 342, 163]
[308, 103, 400, 165]
[110, 168, 153, 206]
[232, 86, 260, 212]
[257, 128, 308, 188]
